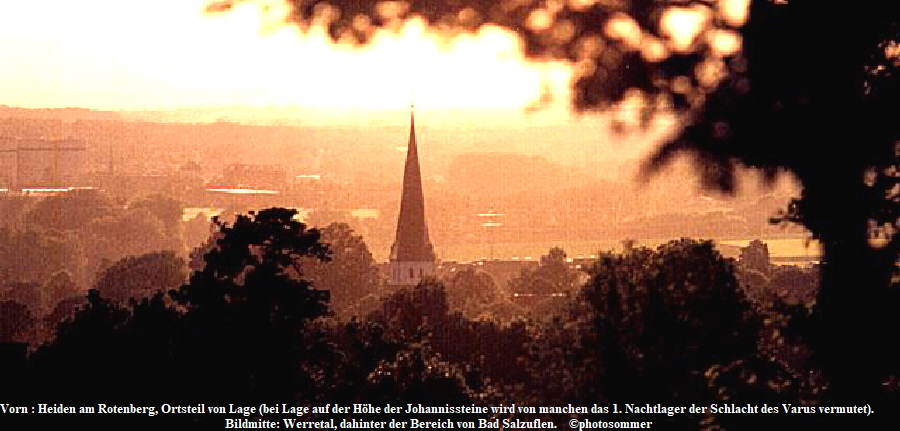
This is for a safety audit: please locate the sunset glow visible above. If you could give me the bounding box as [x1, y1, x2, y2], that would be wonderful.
[0, 0, 571, 113]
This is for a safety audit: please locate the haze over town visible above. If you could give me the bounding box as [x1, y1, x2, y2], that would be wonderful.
[0, 0, 811, 262]
[15, 1, 896, 429]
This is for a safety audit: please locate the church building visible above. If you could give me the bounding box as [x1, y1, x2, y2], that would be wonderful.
[387, 105, 436, 286]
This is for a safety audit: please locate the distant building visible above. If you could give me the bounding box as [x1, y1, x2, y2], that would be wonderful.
[387, 105, 436, 287]
[0, 137, 88, 189]
[0, 138, 14, 188]
[215, 163, 289, 190]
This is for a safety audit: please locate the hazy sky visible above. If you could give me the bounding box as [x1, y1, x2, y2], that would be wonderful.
[0, 0, 574, 113]
[0, 0, 749, 168]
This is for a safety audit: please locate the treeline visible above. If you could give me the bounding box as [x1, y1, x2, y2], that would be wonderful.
[0, 191, 186, 344]
[0, 207, 884, 429]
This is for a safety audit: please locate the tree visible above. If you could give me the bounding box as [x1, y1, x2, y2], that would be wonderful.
[1, 282, 41, 316]
[367, 280, 531, 387]
[578, 239, 759, 427]
[174, 208, 330, 314]
[81, 207, 181, 280]
[41, 271, 79, 314]
[93, 251, 187, 304]
[128, 193, 185, 247]
[302, 222, 382, 314]
[443, 267, 500, 316]
[41, 294, 85, 344]
[25, 189, 116, 231]
[170, 207, 331, 402]
[29, 290, 133, 402]
[207, 0, 900, 402]
[508, 247, 578, 296]
[29, 209, 334, 411]
[537, 247, 579, 291]
[0, 300, 35, 344]
[0, 228, 78, 287]
[368, 278, 450, 339]
[304, 209, 353, 228]
[362, 342, 485, 414]
[183, 212, 215, 251]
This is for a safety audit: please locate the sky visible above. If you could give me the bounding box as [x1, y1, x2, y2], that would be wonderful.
[0, 0, 755, 169]
[0, 0, 573, 114]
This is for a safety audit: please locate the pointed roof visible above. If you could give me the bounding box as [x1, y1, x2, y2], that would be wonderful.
[390, 105, 436, 263]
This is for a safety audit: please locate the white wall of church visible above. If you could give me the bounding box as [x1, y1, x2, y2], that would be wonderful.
[388, 261, 435, 286]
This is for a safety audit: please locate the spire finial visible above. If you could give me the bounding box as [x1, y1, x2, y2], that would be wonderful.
[390, 84, 434, 270]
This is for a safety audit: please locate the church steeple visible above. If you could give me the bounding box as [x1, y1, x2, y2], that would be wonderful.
[388, 103, 436, 285]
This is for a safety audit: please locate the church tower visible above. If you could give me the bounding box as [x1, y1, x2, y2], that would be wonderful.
[388, 104, 436, 286]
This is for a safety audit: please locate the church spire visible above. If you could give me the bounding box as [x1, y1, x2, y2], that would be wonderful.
[409, 101, 415, 145]
[389, 102, 435, 267]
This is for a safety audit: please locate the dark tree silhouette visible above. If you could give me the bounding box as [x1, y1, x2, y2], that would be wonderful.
[0, 228, 77, 287]
[536, 247, 579, 292]
[173, 208, 329, 314]
[578, 239, 760, 428]
[206, 0, 900, 401]
[42, 271, 78, 308]
[507, 247, 579, 317]
[302, 222, 383, 314]
[41, 294, 85, 343]
[94, 251, 187, 303]
[0, 300, 34, 344]
[82, 207, 180, 270]
[363, 341, 484, 416]
[31, 208, 335, 415]
[128, 193, 185, 245]
[30, 290, 132, 401]
[25, 189, 115, 231]
[443, 266, 499, 316]
[170, 207, 331, 403]
[368, 280, 531, 387]
[368, 277, 449, 339]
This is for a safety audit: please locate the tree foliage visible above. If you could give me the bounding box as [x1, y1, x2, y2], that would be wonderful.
[302, 222, 383, 315]
[0, 228, 76, 286]
[508, 247, 578, 296]
[82, 207, 181, 275]
[174, 208, 329, 315]
[94, 251, 187, 304]
[204, 0, 900, 399]
[169, 208, 332, 403]
[506, 247, 579, 317]
[20, 225, 865, 427]
[443, 267, 501, 317]
[128, 193, 185, 244]
[0, 300, 35, 344]
[30, 208, 335, 408]
[25, 190, 116, 232]
[577, 239, 759, 420]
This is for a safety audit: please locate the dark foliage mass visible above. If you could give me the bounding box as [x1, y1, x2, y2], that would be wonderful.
[302, 222, 384, 314]
[4, 2, 899, 427]
[0, 300, 34, 344]
[567, 240, 758, 427]
[204, 0, 900, 406]
[16, 209, 492, 426]
[4, 207, 870, 428]
[2, 1, 899, 427]
[93, 251, 186, 303]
